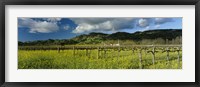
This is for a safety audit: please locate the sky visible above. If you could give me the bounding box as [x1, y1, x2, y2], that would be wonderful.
[18, 17, 182, 42]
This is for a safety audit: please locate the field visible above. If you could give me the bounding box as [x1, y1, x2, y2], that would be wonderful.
[18, 45, 182, 69]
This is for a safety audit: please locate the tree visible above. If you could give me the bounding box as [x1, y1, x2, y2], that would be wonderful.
[174, 36, 182, 44]
[153, 38, 165, 45]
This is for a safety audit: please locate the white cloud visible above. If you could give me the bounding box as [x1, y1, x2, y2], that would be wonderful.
[138, 19, 149, 27]
[145, 26, 150, 29]
[18, 18, 59, 33]
[70, 18, 135, 33]
[154, 25, 161, 28]
[43, 18, 62, 23]
[72, 21, 113, 33]
[155, 18, 173, 24]
[29, 21, 59, 33]
[18, 18, 34, 27]
[63, 25, 71, 30]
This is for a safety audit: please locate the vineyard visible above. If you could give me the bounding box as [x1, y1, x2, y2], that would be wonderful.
[18, 45, 182, 69]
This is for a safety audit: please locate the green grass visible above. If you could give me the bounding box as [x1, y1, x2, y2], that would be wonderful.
[18, 49, 182, 69]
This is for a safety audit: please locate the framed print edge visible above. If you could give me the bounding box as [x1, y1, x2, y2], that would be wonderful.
[195, 1, 200, 86]
[1, 0, 200, 87]
[0, 0, 5, 86]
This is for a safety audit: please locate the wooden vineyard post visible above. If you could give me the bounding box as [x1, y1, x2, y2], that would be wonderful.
[166, 39, 169, 44]
[86, 47, 88, 56]
[166, 47, 170, 65]
[61, 46, 64, 52]
[97, 47, 99, 59]
[176, 47, 181, 69]
[164, 47, 174, 68]
[88, 47, 91, 58]
[147, 46, 158, 69]
[99, 47, 102, 59]
[111, 46, 115, 59]
[100, 47, 103, 58]
[132, 47, 135, 59]
[132, 47, 135, 68]
[152, 47, 155, 67]
[89, 47, 92, 58]
[73, 46, 77, 68]
[144, 47, 147, 56]
[138, 49, 142, 69]
[118, 46, 120, 59]
[117, 46, 120, 67]
[57, 47, 60, 53]
[73, 46, 75, 57]
[162, 47, 175, 68]
[101, 47, 104, 58]
[104, 48, 107, 59]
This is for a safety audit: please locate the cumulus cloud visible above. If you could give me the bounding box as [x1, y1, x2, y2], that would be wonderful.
[63, 25, 72, 30]
[145, 26, 150, 29]
[70, 18, 135, 33]
[18, 18, 59, 33]
[138, 19, 149, 27]
[18, 17, 177, 34]
[154, 18, 173, 24]
[42, 18, 62, 23]
[72, 21, 113, 33]
[137, 18, 175, 29]
[154, 25, 160, 28]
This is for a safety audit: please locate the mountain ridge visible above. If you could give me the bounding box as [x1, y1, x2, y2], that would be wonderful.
[18, 29, 182, 46]
[72, 29, 182, 41]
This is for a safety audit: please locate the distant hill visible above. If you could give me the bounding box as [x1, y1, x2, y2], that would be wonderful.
[72, 32, 108, 42]
[72, 29, 182, 41]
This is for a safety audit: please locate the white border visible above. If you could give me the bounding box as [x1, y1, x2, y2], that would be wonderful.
[5, 5, 195, 82]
